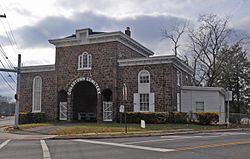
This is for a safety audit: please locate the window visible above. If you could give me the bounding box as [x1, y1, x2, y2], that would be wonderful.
[139, 70, 150, 83]
[196, 101, 204, 112]
[78, 52, 92, 69]
[32, 76, 42, 112]
[177, 93, 180, 112]
[177, 71, 181, 86]
[140, 94, 149, 111]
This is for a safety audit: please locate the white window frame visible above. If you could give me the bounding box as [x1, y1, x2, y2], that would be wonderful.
[177, 70, 181, 86]
[138, 70, 150, 84]
[78, 52, 92, 70]
[32, 76, 42, 112]
[139, 93, 149, 112]
[177, 93, 180, 112]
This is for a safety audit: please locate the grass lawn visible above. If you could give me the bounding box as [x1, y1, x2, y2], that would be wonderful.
[18, 123, 52, 129]
[53, 123, 226, 135]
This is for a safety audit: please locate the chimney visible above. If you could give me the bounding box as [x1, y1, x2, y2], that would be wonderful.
[125, 27, 131, 37]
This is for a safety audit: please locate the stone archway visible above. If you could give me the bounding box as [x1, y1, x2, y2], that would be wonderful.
[67, 77, 101, 122]
[72, 81, 97, 121]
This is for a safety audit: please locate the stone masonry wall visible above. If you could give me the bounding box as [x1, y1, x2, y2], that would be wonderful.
[19, 71, 57, 120]
[118, 63, 192, 113]
[55, 41, 145, 121]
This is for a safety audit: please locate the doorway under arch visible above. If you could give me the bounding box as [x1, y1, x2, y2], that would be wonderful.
[72, 81, 97, 121]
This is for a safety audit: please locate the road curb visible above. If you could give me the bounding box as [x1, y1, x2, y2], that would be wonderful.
[51, 128, 250, 140]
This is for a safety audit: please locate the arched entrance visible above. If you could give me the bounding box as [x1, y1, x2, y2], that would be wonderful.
[72, 81, 97, 121]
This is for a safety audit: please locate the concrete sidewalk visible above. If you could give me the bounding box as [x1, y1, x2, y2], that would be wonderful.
[2, 125, 250, 140]
[0, 127, 57, 140]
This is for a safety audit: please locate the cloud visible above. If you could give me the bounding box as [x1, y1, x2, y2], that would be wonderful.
[1, 11, 188, 56]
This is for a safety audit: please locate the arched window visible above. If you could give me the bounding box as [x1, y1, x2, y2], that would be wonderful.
[32, 76, 42, 112]
[135, 70, 154, 112]
[78, 52, 92, 70]
[138, 70, 150, 84]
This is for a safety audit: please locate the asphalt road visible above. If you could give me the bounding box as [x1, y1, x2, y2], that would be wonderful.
[0, 131, 250, 159]
[0, 116, 14, 127]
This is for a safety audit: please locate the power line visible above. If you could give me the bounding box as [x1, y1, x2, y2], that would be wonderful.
[0, 71, 15, 92]
[0, 59, 16, 83]
[0, 45, 15, 69]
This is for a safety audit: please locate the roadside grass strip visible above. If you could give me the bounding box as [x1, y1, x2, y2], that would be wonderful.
[40, 140, 51, 159]
[0, 139, 10, 150]
[73, 139, 175, 152]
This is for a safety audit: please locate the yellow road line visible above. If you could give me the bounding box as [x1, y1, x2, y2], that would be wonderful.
[176, 140, 250, 151]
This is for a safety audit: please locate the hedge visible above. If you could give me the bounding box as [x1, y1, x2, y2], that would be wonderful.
[121, 112, 168, 124]
[19, 112, 46, 124]
[121, 112, 188, 124]
[194, 112, 219, 125]
[120, 112, 219, 125]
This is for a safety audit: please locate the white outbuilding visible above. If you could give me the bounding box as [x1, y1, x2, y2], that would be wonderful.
[181, 86, 226, 124]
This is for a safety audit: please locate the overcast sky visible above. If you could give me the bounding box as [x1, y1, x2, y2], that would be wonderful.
[0, 0, 250, 98]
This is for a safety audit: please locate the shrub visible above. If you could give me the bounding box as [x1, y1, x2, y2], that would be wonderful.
[194, 112, 219, 125]
[122, 112, 169, 124]
[168, 112, 188, 123]
[19, 112, 46, 124]
[31, 112, 46, 123]
[19, 112, 29, 124]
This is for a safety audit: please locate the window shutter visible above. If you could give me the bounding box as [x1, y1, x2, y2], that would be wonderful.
[133, 93, 139, 112]
[149, 93, 155, 112]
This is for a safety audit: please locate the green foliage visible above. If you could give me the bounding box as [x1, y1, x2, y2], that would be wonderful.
[122, 112, 188, 124]
[19, 112, 46, 124]
[19, 112, 29, 124]
[216, 44, 250, 113]
[121, 112, 219, 125]
[194, 112, 219, 125]
[124, 112, 169, 124]
[168, 112, 188, 123]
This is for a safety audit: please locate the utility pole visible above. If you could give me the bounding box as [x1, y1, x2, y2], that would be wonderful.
[0, 13, 22, 128]
[14, 54, 21, 128]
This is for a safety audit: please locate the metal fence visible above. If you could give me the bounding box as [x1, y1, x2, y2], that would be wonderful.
[229, 113, 250, 124]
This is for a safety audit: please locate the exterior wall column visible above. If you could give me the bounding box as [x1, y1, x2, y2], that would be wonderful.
[96, 94, 102, 122]
[67, 95, 73, 121]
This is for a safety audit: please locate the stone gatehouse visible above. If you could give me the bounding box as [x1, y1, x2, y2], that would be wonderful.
[19, 27, 193, 122]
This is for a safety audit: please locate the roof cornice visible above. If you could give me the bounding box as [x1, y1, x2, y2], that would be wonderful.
[48, 28, 154, 57]
[20, 65, 55, 73]
[118, 55, 194, 75]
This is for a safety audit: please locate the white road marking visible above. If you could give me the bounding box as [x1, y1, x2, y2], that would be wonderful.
[40, 140, 51, 159]
[124, 135, 218, 144]
[122, 138, 175, 144]
[124, 132, 250, 145]
[0, 139, 10, 150]
[73, 139, 175, 152]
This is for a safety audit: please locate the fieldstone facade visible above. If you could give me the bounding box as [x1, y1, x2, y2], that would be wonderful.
[19, 28, 193, 121]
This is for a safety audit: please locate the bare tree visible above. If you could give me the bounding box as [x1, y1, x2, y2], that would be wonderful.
[188, 14, 232, 86]
[162, 22, 188, 56]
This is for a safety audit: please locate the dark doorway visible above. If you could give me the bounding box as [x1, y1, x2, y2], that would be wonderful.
[72, 81, 97, 121]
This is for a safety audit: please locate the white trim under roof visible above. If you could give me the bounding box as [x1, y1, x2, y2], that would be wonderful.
[118, 55, 194, 75]
[181, 86, 226, 95]
[48, 28, 154, 57]
[21, 65, 55, 73]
